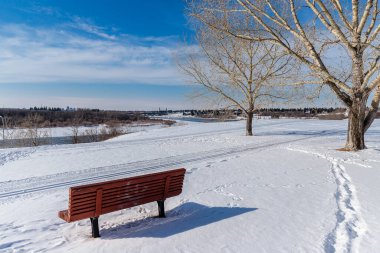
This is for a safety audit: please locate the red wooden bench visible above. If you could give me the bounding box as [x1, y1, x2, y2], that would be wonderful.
[58, 168, 186, 238]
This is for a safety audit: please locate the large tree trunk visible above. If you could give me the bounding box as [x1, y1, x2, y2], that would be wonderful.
[345, 51, 366, 151]
[246, 111, 253, 136]
[345, 96, 367, 150]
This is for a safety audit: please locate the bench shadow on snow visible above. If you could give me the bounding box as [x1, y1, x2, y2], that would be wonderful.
[101, 202, 257, 239]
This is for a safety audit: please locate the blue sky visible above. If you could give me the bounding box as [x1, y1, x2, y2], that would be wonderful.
[0, 0, 200, 110]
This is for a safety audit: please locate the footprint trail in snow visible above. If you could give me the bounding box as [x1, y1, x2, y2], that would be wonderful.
[287, 147, 367, 253]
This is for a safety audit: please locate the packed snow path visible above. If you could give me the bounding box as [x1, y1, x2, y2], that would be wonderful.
[0, 119, 379, 253]
[287, 147, 368, 253]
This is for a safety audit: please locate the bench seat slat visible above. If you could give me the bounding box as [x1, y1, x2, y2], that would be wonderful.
[102, 184, 165, 200]
[71, 191, 96, 199]
[167, 182, 183, 188]
[71, 202, 96, 211]
[170, 175, 185, 181]
[170, 177, 184, 182]
[100, 191, 181, 215]
[102, 190, 165, 208]
[168, 177, 184, 183]
[101, 182, 183, 205]
[71, 206, 97, 216]
[70, 198, 96, 207]
[70, 196, 97, 205]
[102, 179, 165, 195]
[102, 183, 165, 198]
[169, 182, 183, 188]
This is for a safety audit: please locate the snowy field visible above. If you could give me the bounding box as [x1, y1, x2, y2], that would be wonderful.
[0, 118, 379, 253]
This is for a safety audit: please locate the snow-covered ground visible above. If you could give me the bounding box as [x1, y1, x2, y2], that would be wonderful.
[0, 118, 379, 252]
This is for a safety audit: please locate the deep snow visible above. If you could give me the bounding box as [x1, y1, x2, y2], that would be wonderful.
[0, 118, 379, 253]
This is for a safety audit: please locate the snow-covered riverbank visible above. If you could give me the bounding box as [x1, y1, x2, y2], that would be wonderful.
[0, 123, 169, 147]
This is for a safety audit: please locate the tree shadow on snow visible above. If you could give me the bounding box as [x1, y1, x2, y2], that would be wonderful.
[256, 129, 380, 137]
[100, 202, 257, 239]
[255, 129, 347, 137]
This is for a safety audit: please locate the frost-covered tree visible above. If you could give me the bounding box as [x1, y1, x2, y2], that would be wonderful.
[180, 20, 292, 136]
[189, 0, 380, 150]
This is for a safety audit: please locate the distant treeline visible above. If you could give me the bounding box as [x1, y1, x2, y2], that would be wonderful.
[0, 108, 172, 128]
[177, 107, 379, 119]
[179, 108, 346, 118]
[256, 107, 346, 119]
[257, 107, 342, 113]
[132, 107, 347, 117]
[28, 106, 100, 112]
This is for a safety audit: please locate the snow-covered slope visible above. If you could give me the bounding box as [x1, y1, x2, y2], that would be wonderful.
[0, 119, 379, 253]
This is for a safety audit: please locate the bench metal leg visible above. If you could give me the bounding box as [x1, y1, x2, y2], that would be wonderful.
[157, 200, 165, 218]
[90, 217, 100, 238]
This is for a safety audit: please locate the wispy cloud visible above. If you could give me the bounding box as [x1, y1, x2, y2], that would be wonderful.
[70, 16, 117, 40]
[0, 23, 189, 85]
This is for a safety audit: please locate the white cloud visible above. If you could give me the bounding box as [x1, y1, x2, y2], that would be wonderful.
[0, 23, 190, 85]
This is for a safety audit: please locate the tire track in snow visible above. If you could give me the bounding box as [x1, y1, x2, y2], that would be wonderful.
[287, 147, 367, 253]
[0, 133, 327, 201]
[0, 142, 277, 200]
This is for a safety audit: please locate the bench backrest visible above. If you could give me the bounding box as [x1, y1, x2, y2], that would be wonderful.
[66, 168, 186, 222]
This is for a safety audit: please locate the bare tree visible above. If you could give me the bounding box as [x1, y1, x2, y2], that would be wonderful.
[84, 127, 99, 142]
[20, 113, 50, 146]
[2, 116, 15, 147]
[180, 22, 293, 135]
[189, 0, 380, 150]
[71, 111, 84, 144]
